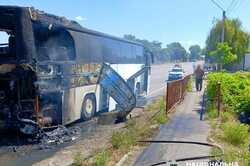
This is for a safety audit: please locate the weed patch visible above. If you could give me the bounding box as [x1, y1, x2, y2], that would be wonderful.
[221, 122, 249, 146]
[111, 130, 136, 150]
[206, 103, 218, 120]
[187, 77, 193, 92]
[92, 150, 110, 166]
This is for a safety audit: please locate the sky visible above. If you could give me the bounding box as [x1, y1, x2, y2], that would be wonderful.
[0, 0, 250, 50]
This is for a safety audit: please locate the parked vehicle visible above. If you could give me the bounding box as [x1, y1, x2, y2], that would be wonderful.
[167, 66, 185, 81]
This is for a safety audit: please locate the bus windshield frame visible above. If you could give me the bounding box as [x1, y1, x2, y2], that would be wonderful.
[0, 6, 36, 64]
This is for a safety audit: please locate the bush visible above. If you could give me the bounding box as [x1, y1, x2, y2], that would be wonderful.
[207, 72, 250, 113]
[222, 122, 249, 145]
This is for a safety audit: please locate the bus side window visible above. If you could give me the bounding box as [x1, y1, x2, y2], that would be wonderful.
[35, 29, 76, 61]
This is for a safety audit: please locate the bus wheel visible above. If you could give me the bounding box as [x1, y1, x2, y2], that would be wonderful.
[81, 94, 96, 120]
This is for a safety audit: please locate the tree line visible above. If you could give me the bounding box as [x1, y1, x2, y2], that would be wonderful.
[123, 34, 202, 63]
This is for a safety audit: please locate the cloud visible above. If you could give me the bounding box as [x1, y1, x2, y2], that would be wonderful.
[75, 16, 87, 21]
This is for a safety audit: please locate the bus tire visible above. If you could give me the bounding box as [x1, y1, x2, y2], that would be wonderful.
[81, 93, 96, 120]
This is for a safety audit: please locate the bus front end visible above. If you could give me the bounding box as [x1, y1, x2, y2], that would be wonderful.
[0, 6, 57, 134]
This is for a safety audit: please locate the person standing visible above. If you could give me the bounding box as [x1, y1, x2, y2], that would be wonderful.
[194, 65, 204, 91]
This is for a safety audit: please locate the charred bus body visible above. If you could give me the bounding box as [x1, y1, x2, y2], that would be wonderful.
[0, 6, 150, 134]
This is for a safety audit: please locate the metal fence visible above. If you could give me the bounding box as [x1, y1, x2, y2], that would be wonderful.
[166, 75, 191, 112]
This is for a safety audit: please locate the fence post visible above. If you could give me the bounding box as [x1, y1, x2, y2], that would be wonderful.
[166, 81, 169, 114]
[216, 82, 221, 117]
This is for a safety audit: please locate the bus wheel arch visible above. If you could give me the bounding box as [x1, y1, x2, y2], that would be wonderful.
[81, 93, 96, 120]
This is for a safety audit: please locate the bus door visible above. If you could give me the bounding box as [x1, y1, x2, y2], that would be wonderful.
[98, 63, 136, 113]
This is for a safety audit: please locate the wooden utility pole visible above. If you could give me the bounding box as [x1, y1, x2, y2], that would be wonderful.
[210, 0, 226, 70]
[221, 10, 226, 43]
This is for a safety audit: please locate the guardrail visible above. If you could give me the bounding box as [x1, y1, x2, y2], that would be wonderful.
[166, 75, 191, 113]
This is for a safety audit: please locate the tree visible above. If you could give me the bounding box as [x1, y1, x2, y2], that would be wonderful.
[123, 34, 169, 62]
[189, 45, 201, 61]
[209, 42, 237, 67]
[123, 35, 188, 62]
[165, 42, 187, 61]
[205, 18, 250, 64]
[123, 34, 135, 40]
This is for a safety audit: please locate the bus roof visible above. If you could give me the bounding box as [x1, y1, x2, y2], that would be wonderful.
[29, 6, 144, 47]
[0, 5, 143, 47]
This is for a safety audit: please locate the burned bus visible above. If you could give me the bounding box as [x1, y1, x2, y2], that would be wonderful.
[0, 6, 151, 134]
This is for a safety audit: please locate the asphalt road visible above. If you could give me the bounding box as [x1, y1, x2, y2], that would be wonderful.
[147, 61, 204, 99]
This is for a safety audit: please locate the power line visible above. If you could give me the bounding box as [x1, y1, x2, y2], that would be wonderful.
[228, 0, 244, 15]
[226, 0, 236, 12]
[227, 0, 240, 14]
[210, 0, 226, 42]
[216, 0, 225, 9]
[210, 0, 225, 11]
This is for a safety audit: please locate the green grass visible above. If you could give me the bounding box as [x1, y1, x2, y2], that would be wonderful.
[187, 77, 193, 92]
[206, 103, 218, 120]
[111, 130, 136, 150]
[209, 119, 250, 165]
[145, 97, 165, 112]
[152, 110, 167, 124]
[221, 122, 249, 146]
[220, 111, 234, 123]
[210, 147, 223, 160]
[219, 147, 250, 165]
[92, 150, 109, 166]
[151, 98, 168, 124]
